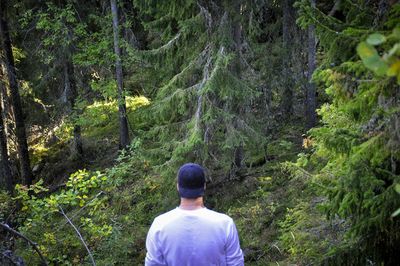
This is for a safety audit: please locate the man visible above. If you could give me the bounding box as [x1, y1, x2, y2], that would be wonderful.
[145, 163, 244, 266]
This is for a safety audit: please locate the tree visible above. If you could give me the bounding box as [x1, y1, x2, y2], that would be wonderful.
[63, 56, 83, 157]
[281, 0, 295, 118]
[0, 67, 12, 193]
[34, 1, 85, 158]
[295, 0, 400, 263]
[305, 0, 317, 129]
[129, 0, 266, 180]
[111, 0, 130, 149]
[0, 0, 33, 186]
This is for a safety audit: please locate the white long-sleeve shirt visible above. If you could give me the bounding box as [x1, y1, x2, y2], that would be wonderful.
[145, 207, 244, 266]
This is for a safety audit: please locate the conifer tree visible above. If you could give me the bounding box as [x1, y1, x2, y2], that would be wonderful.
[133, 0, 265, 178]
[305, 0, 317, 128]
[111, 0, 130, 149]
[281, 0, 295, 118]
[0, 69, 12, 193]
[0, 0, 33, 186]
[296, 0, 400, 262]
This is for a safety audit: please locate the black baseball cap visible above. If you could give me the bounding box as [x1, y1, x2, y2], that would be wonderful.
[177, 163, 206, 198]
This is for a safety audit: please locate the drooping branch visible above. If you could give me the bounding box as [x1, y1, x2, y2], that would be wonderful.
[146, 33, 181, 54]
[59, 207, 96, 266]
[0, 223, 48, 266]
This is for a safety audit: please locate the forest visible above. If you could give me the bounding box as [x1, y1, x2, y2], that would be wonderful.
[1, 0, 400, 265]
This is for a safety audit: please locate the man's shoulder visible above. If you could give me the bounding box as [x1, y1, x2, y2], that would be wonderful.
[153, 208, 180, 223]
[202, 208, 233, 220]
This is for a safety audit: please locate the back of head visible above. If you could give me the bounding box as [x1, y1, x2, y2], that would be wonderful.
[177, 163, 205, 199]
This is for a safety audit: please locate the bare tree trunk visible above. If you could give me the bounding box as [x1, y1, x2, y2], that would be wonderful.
[306, 0, 317, 129]
[0, 77, 13, 193]
[0, 3, 33, 186]
[282, 0, 294, 118]
[63, 58, 83, 157]
[111, 0, 130, 149]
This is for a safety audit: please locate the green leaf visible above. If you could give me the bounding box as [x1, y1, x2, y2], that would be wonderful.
[357, 42, 389, 76]
[366, 33, 386, 46]
[358, 42, 377, 58]
[392, 28, 400, 39]
[387, 60, 400, 77]
[395, 183, 400, 194]
[388, 43, 400, 57]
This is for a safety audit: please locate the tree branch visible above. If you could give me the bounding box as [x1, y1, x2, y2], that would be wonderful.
[58, 207, 96, 266]
[0, 223, 48, 266]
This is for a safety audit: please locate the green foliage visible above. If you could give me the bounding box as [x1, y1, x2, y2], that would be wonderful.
[34, 2, 88, 64]
[0, 190, 15, 221]
[289, 2, 400, 264]
[131, 1, 267, 178]
[76, 96, 149, 139]
[357, 28, 400, 81]
[5, 0, 400, 265]
[14, 171, 111, 264]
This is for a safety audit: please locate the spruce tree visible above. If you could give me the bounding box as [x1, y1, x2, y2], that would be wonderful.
[295, 0, 400, 263]
[132, 0, 266, 179]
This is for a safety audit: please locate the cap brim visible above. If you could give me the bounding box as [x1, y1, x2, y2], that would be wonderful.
[178, 186, 205, 198]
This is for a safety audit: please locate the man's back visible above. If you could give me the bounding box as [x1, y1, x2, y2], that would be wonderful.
[145, 207, 244, 266]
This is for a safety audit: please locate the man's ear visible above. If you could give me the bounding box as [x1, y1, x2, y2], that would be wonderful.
[176, 183, 179, 192]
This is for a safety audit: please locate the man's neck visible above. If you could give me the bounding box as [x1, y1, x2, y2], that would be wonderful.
[179, 197, 204, 210]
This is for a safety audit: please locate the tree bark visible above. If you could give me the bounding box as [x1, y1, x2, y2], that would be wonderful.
[0, 74, 13, 193]
[282, 0, 294, 118]
[306, 0, 317, 129]
[111, 0, 130, 149]
[0, 2, 33, 186]
[0, 61, 13, 143]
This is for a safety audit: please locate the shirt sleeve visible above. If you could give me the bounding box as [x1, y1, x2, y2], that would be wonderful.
[145, 220, 167, 266]
[225, 219, 244, 266]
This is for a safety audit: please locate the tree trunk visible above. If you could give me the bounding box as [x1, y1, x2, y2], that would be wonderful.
[282, 0, 294, 118]
[63, 58, 83, 157]
[306, 0, 317, 129]
[0, 4, 33, 186]
[111, 0, 130, 149]
[232, 2, 244, 170]
[0, 61, 13, 143]
[0, 71, 13, 193]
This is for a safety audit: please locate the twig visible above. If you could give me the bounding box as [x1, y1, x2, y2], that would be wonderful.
[55, 191, 104, 233]
[0, 223, 48, 266]
[58, 206, 96, 266]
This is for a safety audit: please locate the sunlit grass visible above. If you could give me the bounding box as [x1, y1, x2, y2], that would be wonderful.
[80, 96, 150, 139]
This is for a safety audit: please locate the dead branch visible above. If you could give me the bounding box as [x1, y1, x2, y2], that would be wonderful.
[59, 207, 96, 266]
[0, 223, 48, 266]
[55, 191, 104, 233]
[328, 0, 341, 16]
